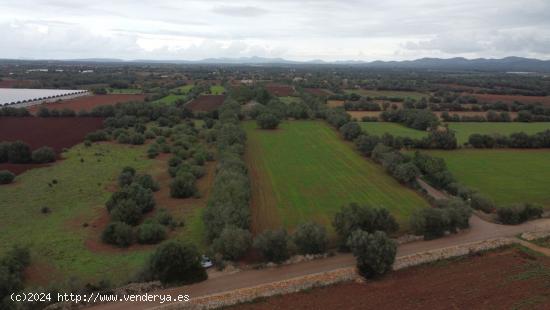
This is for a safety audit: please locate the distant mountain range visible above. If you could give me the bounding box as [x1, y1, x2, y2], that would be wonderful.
[3, 56, 550, 72]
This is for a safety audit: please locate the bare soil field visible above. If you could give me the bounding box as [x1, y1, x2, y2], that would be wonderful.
[28, 94, 146, 112]
[265, 84, 295, 97]
[0, 117, 104, 174]
[347, 110, 382, 120]
[233, 247, 550, 310]
[474, 93, 550, 106]
[327, 100, 345, 108]
[0, 79, 34, 88]
[186, 95, 225, 112]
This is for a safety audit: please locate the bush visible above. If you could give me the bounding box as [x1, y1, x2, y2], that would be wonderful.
[470, 193, 495, 213]
[253, 229, 290, 263]
[155, 209, 175, 226]
[170, 172, 197, 198]
[0, 170, 15, 185]
[339, 122, 362, 141]
[31, 146, 56, 163]
[355, 135, 381, 156]
[332, 203, 399, 246]
[0, 142, 10, 163]
[0, 246, 31, 304]
[291, 222, 328, 255]
[497, 203, 543, 225]
[392, 162, 420, 183]
[147, 144, 160, 159]
[134, 174, 160, 192]
[347, 230, 396, 278]
[145, 241, 207, 285]
[410, 208, 449, 240]
[212, 226, 252, 260]
[257, 112, 281, 129]
[101, 222, 134, 247]
[110, 199, 143, 226]
[137, 222, 167, 244]
[7, 141, 31, 163]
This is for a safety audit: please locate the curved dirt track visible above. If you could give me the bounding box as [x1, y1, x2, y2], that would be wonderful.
[86, 215, 550, 310]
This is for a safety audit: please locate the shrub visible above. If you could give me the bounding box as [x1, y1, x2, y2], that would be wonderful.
[339, 122, 362, 141]
[134, 174, 160, 192]
[137, 222, 167, 244]
[0, 246, 31, 304]
[253, 229, 290, 263]
[212, 226, 252, 260]
[410, 208, 450, 240]
[30, 146, 56, 163]
[101, 222, 134, 247]
[145, 241, 207, 285]
[118, 171, 135, 187]
[291, 222, 328, 255]
[497, 203, 543, 225]
[347, 230, 397, 278]
[355, 135, 381, 156]
[147, 144, 160, 159]
[257, 112, 281, 129]
[130, 133, 146, 145]
[170, 172, 197, 198]
[470, 193, 495, 213]
[0, 170, 15, 185]
[7, 141, 31, 164]
[0, 142, 10, 163]
[332, 203, 399, 245]
[110, 199, 143, 226]
[392, 162, 420, 183]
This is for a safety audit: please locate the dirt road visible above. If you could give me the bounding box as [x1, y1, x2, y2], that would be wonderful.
[85, 215, 550, 310]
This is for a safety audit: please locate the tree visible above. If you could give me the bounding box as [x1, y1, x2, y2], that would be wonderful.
[0, 170, 15, 185]
[470, 193, 495, 213]
[410, 208, 449, 240]
[339, 122, 362, 141]
[212, 226, 252, 260]
[253, 229, 290, 263]
[170, 172, 197, 198]
[146, 241, 207, 285]
[347, 230, 397, 278]
[332, 203, 399, 246]
[0, 142, 10, 163]
[292, 222, 328, 255]
[257, 112, 281, 129]
[7, 141, 31, 164]
[134, 174, 160, 192]
[101, 222, 134, 247]
[137, 222, 166, 244]
[393, 162, 420, 183]
[355, 135, 381, 156]
[110, 199, 143, 226]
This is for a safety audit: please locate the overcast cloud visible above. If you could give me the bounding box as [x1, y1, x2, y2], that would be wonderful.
[0, 0, 549, 61]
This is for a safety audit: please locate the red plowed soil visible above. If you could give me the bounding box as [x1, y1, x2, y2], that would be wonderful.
[28, 94, 146, 112]
[266, 84, 295, 97]
[474, 93, 550, 106]
[186, 95, 226, 112]
[0, 79, 34, 88]
[0, 117, 104, 174]
[233, 248, 550, 310]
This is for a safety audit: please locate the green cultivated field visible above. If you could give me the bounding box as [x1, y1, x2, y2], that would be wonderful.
[344, 89, 427, 100]
[176, 84, 194, 94]
[245, 121, 429, 237]
[425, 149, 550, 209]
[360, 122, 428, 139]
[280, 96, 303, 105]
[210, 85, 225, 95]
[448, 122, 550, 144]
[153, 94, 187, 105]
[107, 88, 143, 94]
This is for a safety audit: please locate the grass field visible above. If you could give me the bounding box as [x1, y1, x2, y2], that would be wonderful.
[153, 94, 187, 105]
[279, 96, 303, 104]
[447, 122, 550, 144]
[107, 88, 143, 94]
[175, 84, 194, 94]
[244, 121, 429, 237]
[360, 122, 428, 139]
[344, 89, 427, 100]
[0, 142, 210, 287]
[424, 149, 550, 209]
[210, 85, 225, 95]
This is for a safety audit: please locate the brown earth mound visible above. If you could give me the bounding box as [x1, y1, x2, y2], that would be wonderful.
[28, 94, 146, 113]
[187, 95, 226, 112]
[233, 248, 550, 310]
[474, 93, 550, 106]
[266, 84, 295, 97]
[0, 117, 104, 174]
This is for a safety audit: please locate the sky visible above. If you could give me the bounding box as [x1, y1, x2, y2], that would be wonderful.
[0, 0, 549, 61]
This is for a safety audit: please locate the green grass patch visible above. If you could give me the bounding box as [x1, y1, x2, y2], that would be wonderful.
[175, 84, 194, 94]
[532, 237, 550, 249]
[0, 143, 154, 286]
[448, 122, 550, 144]
[153, 94, 187, 105]
[244, 121, 429, 237]
[107, 88, 143, 94]
[344, 89, 427, 100]
[424, 149, 550, 209]
[209, 85, 225, 95]
[359, 122, 429, 139]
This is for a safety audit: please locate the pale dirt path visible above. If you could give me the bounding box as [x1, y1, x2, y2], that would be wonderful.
[85, 216, 550, 310]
